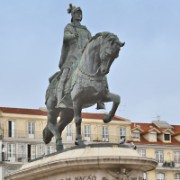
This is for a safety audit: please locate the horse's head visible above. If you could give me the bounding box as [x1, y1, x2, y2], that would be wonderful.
[98, 32, 125, 75]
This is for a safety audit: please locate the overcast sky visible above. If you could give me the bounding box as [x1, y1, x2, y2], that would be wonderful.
[0, 1, 180, 124]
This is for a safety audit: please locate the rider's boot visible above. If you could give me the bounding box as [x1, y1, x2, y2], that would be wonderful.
[96, 101, 105, 110]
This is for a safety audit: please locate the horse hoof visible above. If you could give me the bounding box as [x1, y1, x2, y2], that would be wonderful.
[43, 126, 54, 144]
[103, 114, 112, 123]
[56, 144, 63, 151]
[75, 139, 85, 146]
[56, 140, 64, 151]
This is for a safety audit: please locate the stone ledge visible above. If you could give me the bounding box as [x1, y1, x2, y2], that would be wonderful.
[5, 144, 157, 180]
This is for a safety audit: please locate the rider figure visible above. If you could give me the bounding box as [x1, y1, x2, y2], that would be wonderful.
[56, 4, 104, 109]
[56, 4, 91, 108]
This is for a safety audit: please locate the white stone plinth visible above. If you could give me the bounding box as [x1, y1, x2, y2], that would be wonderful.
[5, 144, 157, 180]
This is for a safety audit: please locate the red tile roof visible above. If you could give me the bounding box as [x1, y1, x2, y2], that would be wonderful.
[172, 125, 180, 135]
[130, 122, 180, 146]
[0, 107, 128, 121]
[81, 112, 129, 121]
[0, 107, 47, 116]
[129, 136, 180, 146]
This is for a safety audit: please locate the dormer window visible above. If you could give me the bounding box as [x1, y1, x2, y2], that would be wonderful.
[164, 133, 170, 141]
[133, 131, 140, 140]
[149, 132, 157, 142]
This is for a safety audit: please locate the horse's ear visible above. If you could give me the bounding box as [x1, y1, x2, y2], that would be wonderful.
[120, 42, 125, 47]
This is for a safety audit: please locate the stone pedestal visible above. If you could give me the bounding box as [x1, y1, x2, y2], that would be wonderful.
[5, 143, 157, 180]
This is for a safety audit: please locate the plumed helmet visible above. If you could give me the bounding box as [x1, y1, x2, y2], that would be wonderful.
[67, 4, 82, 22]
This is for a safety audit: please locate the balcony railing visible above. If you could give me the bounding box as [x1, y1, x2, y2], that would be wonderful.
[1, 130, 131, 144]
[2, 130, 44, 140]
[156, 161, 180, 170]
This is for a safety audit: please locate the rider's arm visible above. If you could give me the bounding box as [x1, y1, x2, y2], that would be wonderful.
[64, 24, 77, 41]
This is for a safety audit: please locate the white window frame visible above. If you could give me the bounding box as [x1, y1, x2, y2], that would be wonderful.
[164, 133, 171, 141]
[138, 148, 146, 157]
[156, 150, 164, 164]
[66, 124, 73, 141]
[7, 144, 16, 162]
[156, 173, 165, 180]
[174, 173, 180, 180]
[143, 172, 147, 180]
[47, 146, 55, 155]
[17, 143, 26, 162]
[120, 127, 126, 139]
[36, 144, 45, 158]
[28, 121, 35, 139]
[102, 126, 108, 142]
[133, 131, 140, 140]
[31, 144, 36, 160]
[174, 151, 180, 167]
[149, 132, 157, 142]
[84, 124, 91, 142]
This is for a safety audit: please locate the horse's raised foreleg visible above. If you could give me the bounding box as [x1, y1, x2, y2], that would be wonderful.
[73, 100, 84, 146]
[102, 92, 120, 123]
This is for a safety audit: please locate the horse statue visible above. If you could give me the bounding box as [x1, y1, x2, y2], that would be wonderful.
[43, 32, 125, 151]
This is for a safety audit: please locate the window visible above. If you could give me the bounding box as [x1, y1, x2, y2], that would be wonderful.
[120, 127, 126, 139]
[102, 126, 108, 141]
[66, 124, 73, 141]
[133, 131, 140, 140]
[156, 173, 165, 180]
[7, 144, 16, 162]
[138, 149, 146, 157]
[156, 150, 164, 164]
[17, 143, 26, 162]
[36, 144, 45, 158]
[164, 133, 170, 141]
[143, 172, 147, 180]
[174, 151, 180, 166]
[8, 121, 15, 138]
[174, 173, 180, 180]
[27, 144, 36, 161]
[149, 132, 157, 142]
[28, 122, 35, 138]
[47, 146, 55, 155]
[84, 125, 91, 142]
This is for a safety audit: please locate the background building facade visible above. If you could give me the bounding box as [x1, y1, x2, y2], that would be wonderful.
[0, 107, 180, 180]
[131, 121, 180, 180]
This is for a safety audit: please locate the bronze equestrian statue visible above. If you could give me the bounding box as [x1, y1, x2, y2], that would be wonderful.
[43, 4, 125, 151]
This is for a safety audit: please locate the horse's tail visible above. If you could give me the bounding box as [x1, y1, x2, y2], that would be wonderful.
[45, 71, 62, 104]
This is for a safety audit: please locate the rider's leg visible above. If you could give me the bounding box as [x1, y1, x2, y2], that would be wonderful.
[56, 68, 69, 107]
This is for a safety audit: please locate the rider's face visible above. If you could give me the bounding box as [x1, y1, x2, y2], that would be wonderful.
[73, 11, 82, 21]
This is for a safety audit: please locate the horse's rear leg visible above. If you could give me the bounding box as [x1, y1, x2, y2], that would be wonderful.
[44, 97, 63, 151]
[102, 92, 120, 123]
[73, 100, 84, 146]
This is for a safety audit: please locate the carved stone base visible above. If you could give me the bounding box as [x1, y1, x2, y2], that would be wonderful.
[5, 143, 157, 180]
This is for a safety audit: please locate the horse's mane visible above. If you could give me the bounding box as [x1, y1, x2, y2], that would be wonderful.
[82, 32, 121, 53]
[90, 32, 118, 42]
